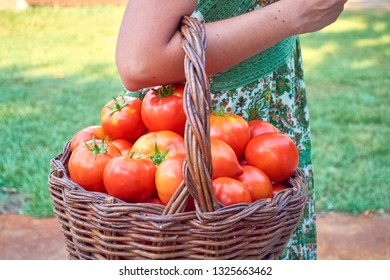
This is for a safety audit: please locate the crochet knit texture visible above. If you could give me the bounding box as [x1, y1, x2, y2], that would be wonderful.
[196, 0, 296, 91]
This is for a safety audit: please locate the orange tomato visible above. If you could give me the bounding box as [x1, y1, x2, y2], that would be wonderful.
[237, 165, 273, 202]
[155, 156, 185, 205]
[212, 177, 252, 206]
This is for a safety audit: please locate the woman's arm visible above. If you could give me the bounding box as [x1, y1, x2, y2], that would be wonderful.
[116, 0, 347, 90]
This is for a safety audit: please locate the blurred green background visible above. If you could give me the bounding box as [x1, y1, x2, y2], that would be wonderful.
[0, 6, 389, 217]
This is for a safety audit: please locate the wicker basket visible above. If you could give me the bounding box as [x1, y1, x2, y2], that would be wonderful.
[48, 16, 308, 260]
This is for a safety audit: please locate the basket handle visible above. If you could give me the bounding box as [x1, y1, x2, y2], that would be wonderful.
[163, 16, 220, 214]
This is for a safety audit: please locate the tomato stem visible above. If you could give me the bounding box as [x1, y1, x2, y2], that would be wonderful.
[152, 84, 175, 98]
[108, 96, 128, 115]
[148, 142, 169, 166]
[130, 150, 144, 159]
[211, 105, 231, 117]
[85, 137, 108, 158]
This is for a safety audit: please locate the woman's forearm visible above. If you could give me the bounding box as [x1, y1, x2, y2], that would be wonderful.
[116, 0, 346, 90]
[203, 2, 298, 76]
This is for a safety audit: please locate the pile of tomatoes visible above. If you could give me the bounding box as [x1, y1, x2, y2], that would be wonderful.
[68, 84, 299, 209]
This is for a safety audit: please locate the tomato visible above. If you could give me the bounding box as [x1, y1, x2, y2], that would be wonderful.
[212, 177, 252, 206]
[248, 120, 278, 138]
[141, 84, 186, 136]
[110, 139, 133, 157]
[155, 156, 185, 205]
[210, 138, 244, 179]
[238, 158, 248, 166]
[184, 196, 196, 212]
[103, 156, 156, 203]
[130, 130, 185, 166]
[210, 111, 250, 158]
[245, 133, 299, 182]
[272, 183, 287, 197]
[101, 96, 146, 142]
[70, 125, 107, 152]
[68, 139, 121, 193]
[237, 165, 273, 202]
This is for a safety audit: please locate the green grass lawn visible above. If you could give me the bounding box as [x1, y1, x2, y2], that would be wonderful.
[300, 9, 390, 213]
[0, 7, 389, 217]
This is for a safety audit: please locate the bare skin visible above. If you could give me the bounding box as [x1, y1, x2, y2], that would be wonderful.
[116, 0, 348, 91]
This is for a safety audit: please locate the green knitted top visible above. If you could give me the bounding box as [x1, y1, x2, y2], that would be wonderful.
[196, 0, 297, 91]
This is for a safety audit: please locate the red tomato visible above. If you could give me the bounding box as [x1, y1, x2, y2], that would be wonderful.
[68, 139, 121, 193]
[185, 196, 196, 212]
[237, 165, 273, 202]
[210, 112, 250, 158]
[155, 156, 185, 205]
[103, 156, 156, 203]
[141, 84, 186, 136]
[238, 158, 248, 165]
[212, 177, 252, 206]
[248, 120, 278, 138]
[110, 139, 133, 157]
[245, 133, 299, 182]
[70, 125, 107, 152]
[130, 130, 185, 165]
[272, 183, 287, 197]
[101, 96, 146, 142]
[211, 138, 244, 179]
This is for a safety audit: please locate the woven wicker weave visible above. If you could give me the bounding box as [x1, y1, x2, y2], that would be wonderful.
[48, 16, 308, 260]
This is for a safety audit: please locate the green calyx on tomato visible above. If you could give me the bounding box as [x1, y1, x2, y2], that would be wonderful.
[130, 130, 186, 163]
[107, 96, 128, 115]
[211, 105, 231, 117]
[128, 151, 138, 159]
[85, 137, 108, 158]
[130, 141, 171, 166]
[152, 84, 175, 98]
[141, 85, 186, 136]
[68, 139, 121, 193]
[101, 96, 146, 142]
[70, 125, 107, 152]
[147, 142, 169, 166]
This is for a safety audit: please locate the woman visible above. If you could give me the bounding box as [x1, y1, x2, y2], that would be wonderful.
[115, 0, 347, 260]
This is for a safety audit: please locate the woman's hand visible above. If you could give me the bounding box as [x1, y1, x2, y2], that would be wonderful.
[286, 0, 348, 34]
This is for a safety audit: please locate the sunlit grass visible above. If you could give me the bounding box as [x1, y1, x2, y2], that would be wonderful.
[355, 34, 390, 47]
[299, 43, 338, 69]
[300, 9, 390, 213]
[0, 6, 124, 216]
[320, 17, 368, 33]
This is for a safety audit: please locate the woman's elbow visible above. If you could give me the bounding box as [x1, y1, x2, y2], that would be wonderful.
[116, 57, 154, 91]
[115, 39, 186, 90]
